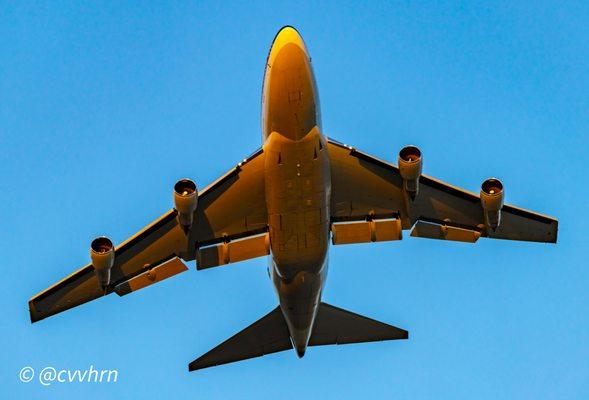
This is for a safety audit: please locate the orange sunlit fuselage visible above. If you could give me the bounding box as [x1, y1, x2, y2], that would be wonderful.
[261, 27, 330, 357]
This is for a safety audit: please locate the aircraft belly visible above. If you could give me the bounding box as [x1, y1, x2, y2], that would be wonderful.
[264, 128, 331, 355]
[264, 130, 330, 278]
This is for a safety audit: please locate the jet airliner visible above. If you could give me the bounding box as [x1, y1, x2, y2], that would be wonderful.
[29, 26, 558, 371]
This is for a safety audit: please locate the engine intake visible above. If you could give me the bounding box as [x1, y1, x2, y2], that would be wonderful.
[174, 178, 198, 230]
[398, 145, 422, 199]
[480, 178, 504, 230]
[90, 236, 115, 288]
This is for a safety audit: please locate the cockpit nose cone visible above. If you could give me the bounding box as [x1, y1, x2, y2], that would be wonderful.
[271, 26, 307, 54]
[263, 26, 318, 141]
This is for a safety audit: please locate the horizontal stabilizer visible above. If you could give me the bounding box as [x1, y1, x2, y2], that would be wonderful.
[188, 306, 292, 371]
[189, 303, 407, 371]
[309, 302, 408, 346]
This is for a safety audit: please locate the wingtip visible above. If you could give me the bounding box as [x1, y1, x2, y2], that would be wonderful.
[28, 299, 41, 324]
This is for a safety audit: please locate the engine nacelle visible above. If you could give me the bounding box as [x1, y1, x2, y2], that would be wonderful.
[90, 236, 115, 288]
[174, 178, 198, 230]
[480, 178, 504, 230]
[398, 145, 422, 199]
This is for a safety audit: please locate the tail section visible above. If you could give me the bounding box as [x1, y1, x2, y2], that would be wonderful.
[188, 302, 407, 371]
[309, 302, 408, 346]
[188, 306, 292, 371]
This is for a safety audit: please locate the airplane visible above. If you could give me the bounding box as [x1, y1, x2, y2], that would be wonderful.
[29, 26, 558, 371]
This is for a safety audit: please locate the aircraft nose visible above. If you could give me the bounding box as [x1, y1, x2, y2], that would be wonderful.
[270, 26, 307, 57]
[264, 26, 318, 141]
[267, 26, 310, 79]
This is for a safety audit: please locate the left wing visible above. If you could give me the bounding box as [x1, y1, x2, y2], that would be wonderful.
[328, 138, 557, 244]
[29, 148, 268, 322]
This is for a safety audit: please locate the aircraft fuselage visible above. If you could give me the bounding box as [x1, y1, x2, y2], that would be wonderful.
[261, 27, 330, 357]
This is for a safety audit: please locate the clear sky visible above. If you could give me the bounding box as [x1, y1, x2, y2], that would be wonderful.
[1, 1, 588, 399]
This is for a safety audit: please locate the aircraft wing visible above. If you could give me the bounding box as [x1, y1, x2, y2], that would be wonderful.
[29, 148, 268, 322]
[327, 138, 557, 244]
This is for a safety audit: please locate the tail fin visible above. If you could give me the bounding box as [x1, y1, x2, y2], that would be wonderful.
[188, 302, 407, 371]
[309, 302, 408, 346]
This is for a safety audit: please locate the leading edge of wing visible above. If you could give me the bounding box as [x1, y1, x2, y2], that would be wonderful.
[196, 147, 264, 199]
[327, 137, 485, 205]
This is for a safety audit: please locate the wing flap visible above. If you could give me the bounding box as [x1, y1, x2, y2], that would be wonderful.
[331, 218, 402, 245]
[114, 256, 188, 296]
[410, 220, 481, 243]
[196, 232, 270, 270]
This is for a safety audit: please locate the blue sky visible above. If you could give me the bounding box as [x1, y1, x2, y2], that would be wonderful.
[1, 1, 588, 398]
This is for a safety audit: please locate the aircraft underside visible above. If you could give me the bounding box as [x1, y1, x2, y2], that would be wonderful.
[28, 26, 557, 372]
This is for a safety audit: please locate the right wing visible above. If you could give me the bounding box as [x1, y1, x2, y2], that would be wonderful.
[29, 148, 268, 322]
[328, 138, 557, 243]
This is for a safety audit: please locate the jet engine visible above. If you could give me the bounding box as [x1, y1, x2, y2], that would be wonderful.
[398, 145, 422, 199]
[480, 178, 504, 230]
[174, 178, 198, 230]
[90, 236, 115, 288]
